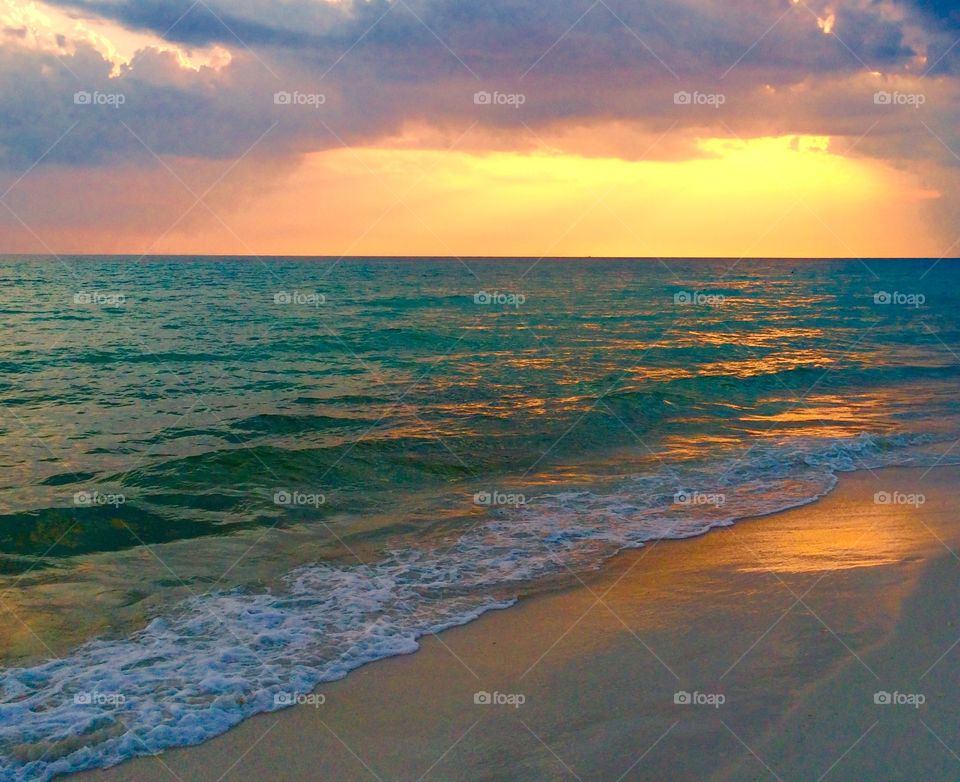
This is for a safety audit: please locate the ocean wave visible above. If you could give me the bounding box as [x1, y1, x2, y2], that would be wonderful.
[0, 430, 954, 781]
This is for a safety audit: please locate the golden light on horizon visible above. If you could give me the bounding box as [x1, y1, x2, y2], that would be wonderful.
[159, 132, 942, 259]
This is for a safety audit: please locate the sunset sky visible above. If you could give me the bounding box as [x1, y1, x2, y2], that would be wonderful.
[0, 0, 958, 257]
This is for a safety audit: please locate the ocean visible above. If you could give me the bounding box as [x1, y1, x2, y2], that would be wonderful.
[0, 256, 957, 780]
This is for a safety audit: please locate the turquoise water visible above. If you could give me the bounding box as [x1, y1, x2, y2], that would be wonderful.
[0, 257, 958, 779]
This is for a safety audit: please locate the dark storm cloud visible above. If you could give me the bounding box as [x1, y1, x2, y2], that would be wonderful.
[0, 0, 955, 172]
[37, 0, 326, 47]
[897, 0, 960, 73]
[905, 0, 960, 30]
[39, 0, 918, 77]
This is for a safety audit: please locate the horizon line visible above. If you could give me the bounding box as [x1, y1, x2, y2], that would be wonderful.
[1, 253, 957, 262]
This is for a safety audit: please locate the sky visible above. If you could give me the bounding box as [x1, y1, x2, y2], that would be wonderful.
[0, 0, 958, 258]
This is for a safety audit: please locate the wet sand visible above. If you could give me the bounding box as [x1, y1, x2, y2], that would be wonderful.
[75, 465, 960, 781]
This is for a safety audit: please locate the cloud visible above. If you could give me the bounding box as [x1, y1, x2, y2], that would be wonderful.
[0, 0, 958, 252]
[0, 1, 942, 158]
[34, 0, 921, 75]
[906, 0, 960, 30]
[36, 0, 334, 48]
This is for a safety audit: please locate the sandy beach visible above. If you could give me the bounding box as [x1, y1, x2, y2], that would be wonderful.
[73, 464, 960, 782]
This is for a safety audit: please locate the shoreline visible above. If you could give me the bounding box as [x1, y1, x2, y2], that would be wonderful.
[72, 464, 960, 781]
